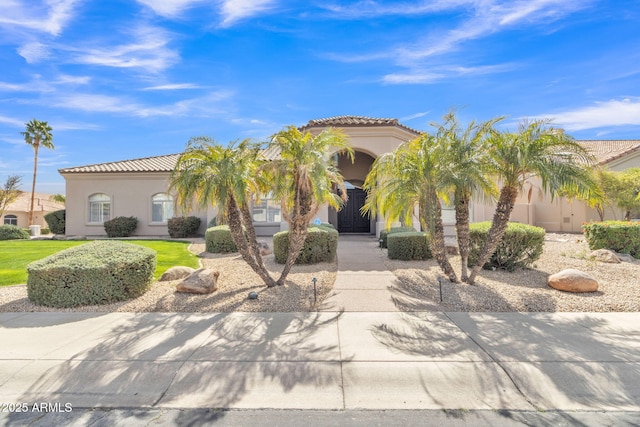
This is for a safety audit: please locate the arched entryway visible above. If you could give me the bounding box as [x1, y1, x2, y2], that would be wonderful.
[331, 150, 376, 234]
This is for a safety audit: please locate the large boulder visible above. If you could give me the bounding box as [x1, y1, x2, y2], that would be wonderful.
[588, 249, 621, 264]
[160, 266, 196, 282]
[176, 268, 220, 294]
[548, 269, 598, 293]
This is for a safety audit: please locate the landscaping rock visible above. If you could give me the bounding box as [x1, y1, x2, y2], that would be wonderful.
[160, 266, 196, 282]
[615, 252, 636, 263]
[548, 269, 598, 293]
[258, 240, 272, 256]
[445, 245, 459, 256]
[589, 249, 621, 264]
[176, 268, 220, 294]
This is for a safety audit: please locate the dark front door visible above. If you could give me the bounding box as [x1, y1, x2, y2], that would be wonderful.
[338, 188, 370, 233]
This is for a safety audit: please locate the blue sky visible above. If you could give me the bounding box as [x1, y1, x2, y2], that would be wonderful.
[1, 0, 639, 194]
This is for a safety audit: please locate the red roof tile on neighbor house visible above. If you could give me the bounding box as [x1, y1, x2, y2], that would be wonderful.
[299, 115, 421, 135]
[59, 153, 181, 174]
[576, 140, 640, 165]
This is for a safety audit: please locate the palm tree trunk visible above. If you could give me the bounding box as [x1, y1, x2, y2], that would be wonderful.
[239, 203, 270, 277]
[29, 141, 39, 226]
[421, 192, 458, 283]
[277, 187, 313, 286]
[467, 186, 518, 284]
[227, 197, 277, 287]
[454, 190, 471, 282]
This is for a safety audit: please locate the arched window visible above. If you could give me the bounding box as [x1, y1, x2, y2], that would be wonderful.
[88, 193, 111, 223]
[152, 193, 174, 223]
[3, 214, 17, 226]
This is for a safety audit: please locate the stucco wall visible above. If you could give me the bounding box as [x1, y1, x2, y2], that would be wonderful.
[63, 172, 207, 236]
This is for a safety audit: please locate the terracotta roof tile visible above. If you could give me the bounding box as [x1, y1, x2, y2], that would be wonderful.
[576, 140, 640, 165]
[5, 192, 65, 213]
[59, 153, 181, 174]
[299, 115, 421, 135]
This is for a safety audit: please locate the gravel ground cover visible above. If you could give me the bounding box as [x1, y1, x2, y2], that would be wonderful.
[1, 234, 639, 313]
[384, 233, 640, 312]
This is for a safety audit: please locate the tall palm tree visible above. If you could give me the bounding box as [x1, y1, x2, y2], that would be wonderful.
[22, 119, 54, 226]
[170, 137, 277, 287]
[435, 112, 503, 282]
[264, 126, 353, 286]
[363, 133, 458, 283]
[467, 120, 598, 284]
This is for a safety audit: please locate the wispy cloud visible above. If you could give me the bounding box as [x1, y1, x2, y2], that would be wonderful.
[69, 25, 179, 72]
[219, 0, 278, 27]
[0, 0, 81, 36]
[540, 98, 640, 131]
[17, 42, 51, 63]
[136, 0, 204, 18]
[142, 83, 202, 91]
[401, 111, 430, 121]
[0, 115, 26, 127]
[383, 63, 516, 84]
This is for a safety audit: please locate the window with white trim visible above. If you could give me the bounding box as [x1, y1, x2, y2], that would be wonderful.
[3, 214, 17, 225]
[88, 193, 111, 223]
[152, 193, 174, 223]
[252, 194, 281, 223]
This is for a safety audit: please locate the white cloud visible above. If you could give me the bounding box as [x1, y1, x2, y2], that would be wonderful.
[541, 98, 640, 131]
[401, 111, 430, 121]
[383, 63, 515, 84]
[0, 115, 27, 127]
[0, 0, 81, 36]
[70, 25, 178, 72]
[54, 75, 91, 85]
[142, 83, 201, 91]
[136, 0, 204, 18]
[17, 42, 51, 63]
[219, 0, 277, 27]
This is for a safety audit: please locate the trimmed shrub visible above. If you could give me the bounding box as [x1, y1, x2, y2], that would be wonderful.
[582, 221, 640, 258]
[104, 216, 138, 238]
[41, 228, 50, 235]
[205, 225, 238, 253]
[274, 225, 339, 264]
[27, 240, 156, 308]
[468, 222, 545, 272]
[44, 209, 65, 234]
[387, 231, 431, 260]
[0, 225, 30, 240]
[379, 226, 415, 248]
[168, 216, 202, 238]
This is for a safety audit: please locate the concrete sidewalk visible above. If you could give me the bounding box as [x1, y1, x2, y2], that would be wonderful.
[1, 311, 640, 414]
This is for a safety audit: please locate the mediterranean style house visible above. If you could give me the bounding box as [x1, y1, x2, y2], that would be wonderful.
[1, 192, 65, 229]
[58, 116, 640, 237]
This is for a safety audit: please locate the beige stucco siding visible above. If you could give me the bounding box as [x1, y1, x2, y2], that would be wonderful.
[62, 172, 207, 236]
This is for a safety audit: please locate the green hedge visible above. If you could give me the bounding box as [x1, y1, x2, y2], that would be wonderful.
[44, 209, 65, 234]
[379, 227, 415, 248]
[582, 221, 640, 258]
[387, 231, 432, 260]
[27, 240, 156, 308]
[168, 216, 201, 238]
[205, 225, 238, 253]
[468, 222, 545, 272]
[274, 225, 339, 264]
[0, 225, 30, 240]
[104, 216, 138, 238]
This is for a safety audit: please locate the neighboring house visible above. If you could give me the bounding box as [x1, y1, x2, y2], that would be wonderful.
[1, 192, 65, 229]
[59, 116, 640, 237]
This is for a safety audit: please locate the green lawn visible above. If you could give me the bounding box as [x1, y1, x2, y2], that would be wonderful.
[0, 239, 200, 286]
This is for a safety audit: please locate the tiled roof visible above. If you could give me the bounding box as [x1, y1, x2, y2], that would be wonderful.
[59, 153, 181, 174]
[300, 115, 421, 135]
[576, 140, 640, 165]
[5, 192, 65, 213]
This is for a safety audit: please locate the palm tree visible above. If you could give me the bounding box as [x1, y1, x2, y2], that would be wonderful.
[363, 133, 458, 283]
[170, 137, 277, 287]
[435, 112, 502, 282]
[467, 120, 598, 284]
[22, 119, 54, 226]
[264, 125, 353, 286]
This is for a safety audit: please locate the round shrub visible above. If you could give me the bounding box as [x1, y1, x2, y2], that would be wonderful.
[387, 231, 431, 260]
[582, 221, 640, 258]
[27, 240, 156, 308]
[0, 224, 30, 240]
[205, 225, 238, 253]
[44, 209, 65, 234]
[104, 216, 138, 237]
[273, 225, 339, 264]
[168, 216, 202, 238]
[468, 222, 545, 272]
[379, 226, 416, 248]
